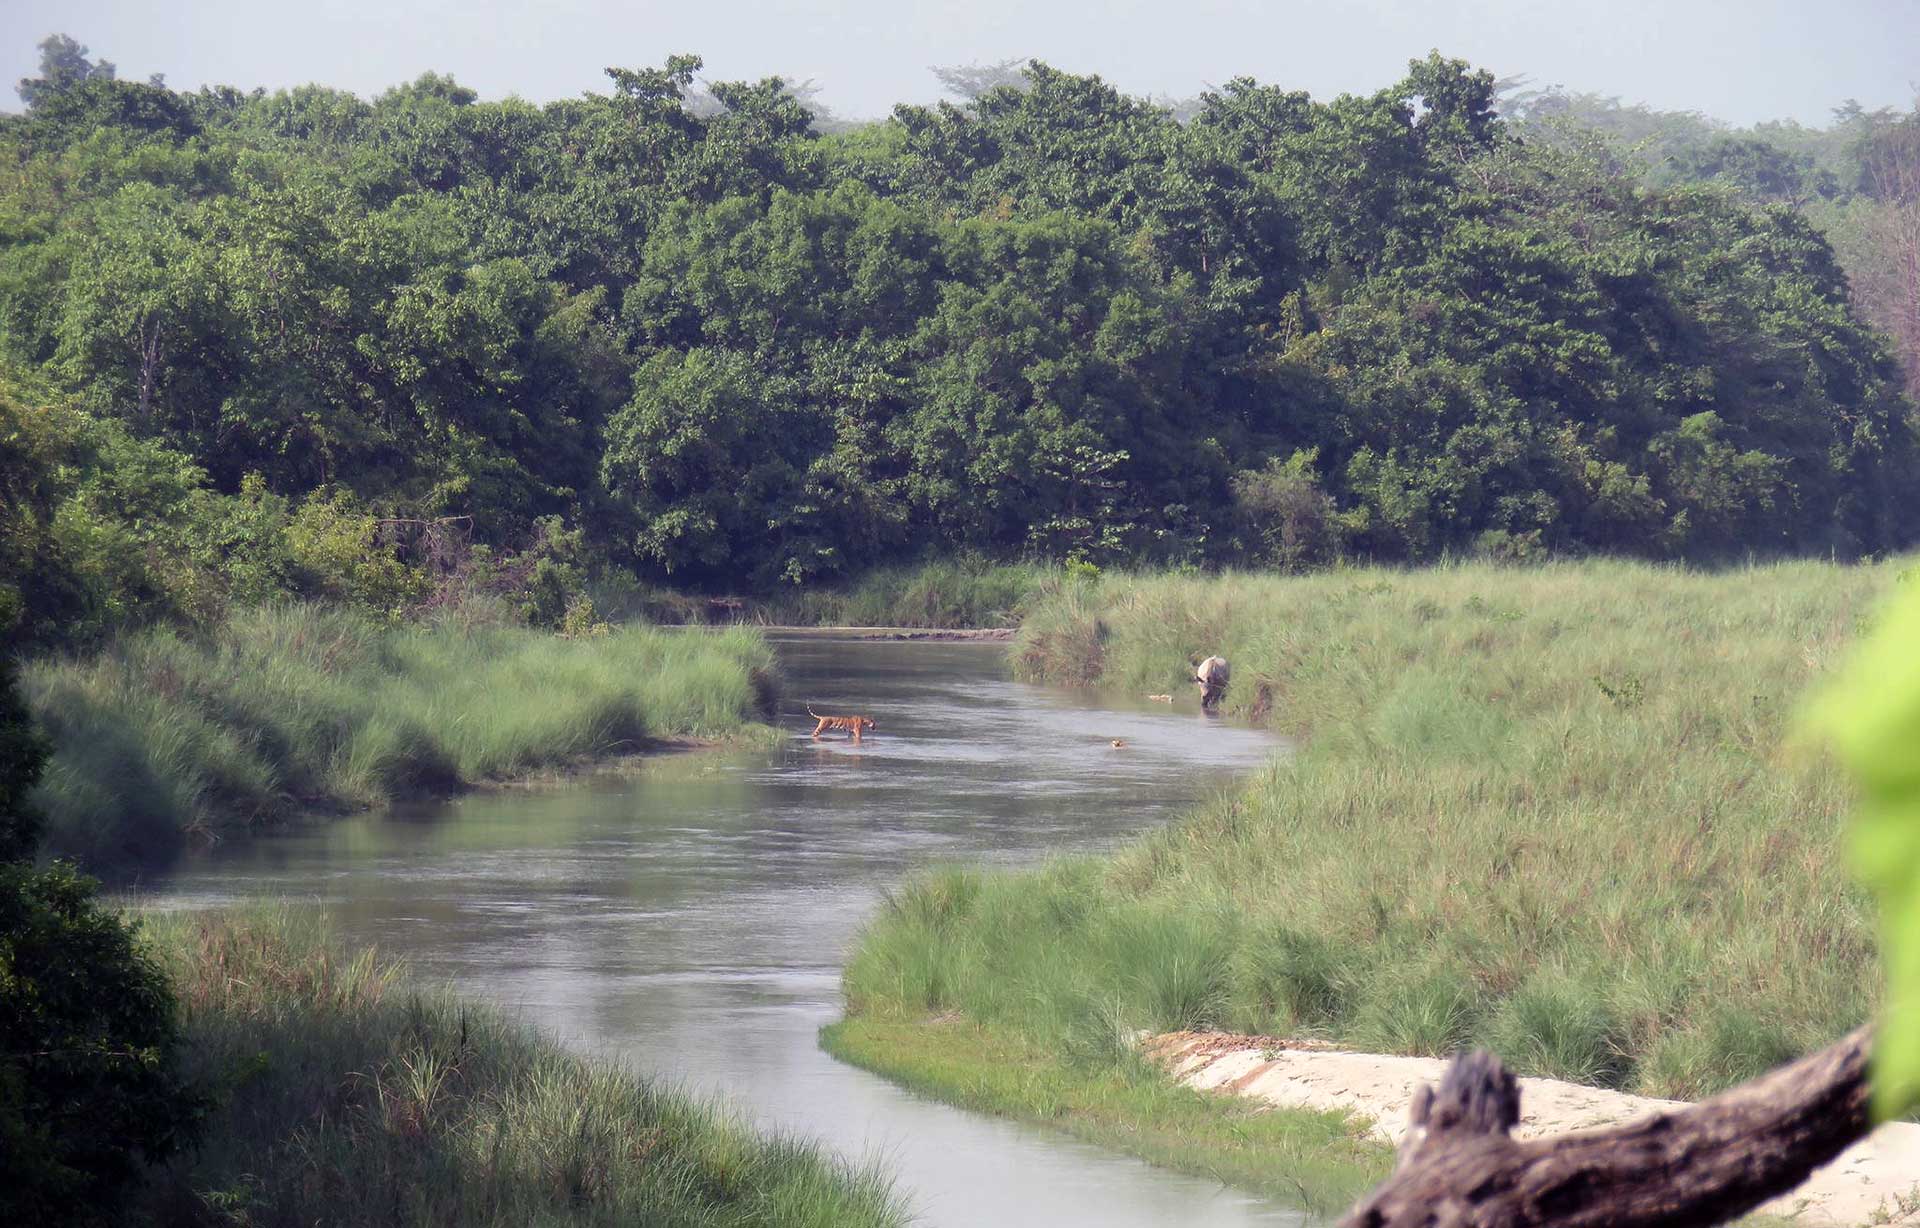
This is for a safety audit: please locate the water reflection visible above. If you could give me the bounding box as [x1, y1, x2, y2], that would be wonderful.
[143, 637, 1300, 1227]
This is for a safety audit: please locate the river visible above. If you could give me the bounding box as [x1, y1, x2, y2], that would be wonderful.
[140, 635, 1300, 1227]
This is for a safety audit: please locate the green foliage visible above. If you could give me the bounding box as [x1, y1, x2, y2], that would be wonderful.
[0, 863, 198, 1223]
[284, 489, 422, 613]
[761, 558, 1051, 628]
[0, 41, 1909, 638]
[1810, 579, 1920, 1119]
[1230, 450, 1348, 570]
[0, 647, 47, 860]
[0, 631, 199, 1224]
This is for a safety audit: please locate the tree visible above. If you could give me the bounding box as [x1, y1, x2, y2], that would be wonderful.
[17, 34, 116, 109]
[1231, 450, 1346, 570]
[1835, 114, 1920, 402]
[0, 38, 1911, 596]
[1668, 135, 1837, 205]
[601, 347, 815, 582]
[930, 58, 1031, 102]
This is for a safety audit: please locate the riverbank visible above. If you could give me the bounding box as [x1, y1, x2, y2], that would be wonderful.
[1149, 1031, 1920, 1225]
[836, 559, 1895, 1203]
[133, 909, 906, 1227]
[24, 605, 777, 866]
[821, 1015, 1391, 1219]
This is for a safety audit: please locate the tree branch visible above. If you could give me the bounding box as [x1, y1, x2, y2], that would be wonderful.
[1342, 1027, 1873, 1228]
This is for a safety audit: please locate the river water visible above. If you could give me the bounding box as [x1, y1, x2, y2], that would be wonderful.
[141, 636, 1300, 1227]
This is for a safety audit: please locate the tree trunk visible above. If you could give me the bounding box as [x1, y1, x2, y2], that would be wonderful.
[1341, 1027, 1873, 1228]
[137, 316, 163, 423]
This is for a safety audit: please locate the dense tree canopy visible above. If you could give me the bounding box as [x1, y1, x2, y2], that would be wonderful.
[1, 41, 1913, 628]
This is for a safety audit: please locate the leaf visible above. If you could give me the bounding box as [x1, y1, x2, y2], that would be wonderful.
[1808, 577, 1920, 1119]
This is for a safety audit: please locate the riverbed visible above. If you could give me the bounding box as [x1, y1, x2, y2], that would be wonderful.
[140, 636, 1298, 1227]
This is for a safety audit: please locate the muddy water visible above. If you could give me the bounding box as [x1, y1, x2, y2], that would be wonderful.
[141, 637, 1299, 1227]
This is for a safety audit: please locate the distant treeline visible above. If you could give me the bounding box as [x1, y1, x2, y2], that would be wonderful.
[3, 37, 1917, 644]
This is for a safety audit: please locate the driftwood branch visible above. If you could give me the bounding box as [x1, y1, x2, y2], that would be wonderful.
[1342, 1027, 1873, 1228]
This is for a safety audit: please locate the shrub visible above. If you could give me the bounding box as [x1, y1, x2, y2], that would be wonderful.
[1230, 450, 1347, 572]
[285, 489, 425, 614]
[0, 863, 200, 1224]
[0, 653, 199, 1223]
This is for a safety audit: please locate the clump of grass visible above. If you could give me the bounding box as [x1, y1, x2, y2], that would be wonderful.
[1230, 922, 1357, 1034]
[844, 558, 1891, 1105]
[24, 606, 777, 866]
[1639, 1004, 1804, 1100]
[137, 909, 906, 1228]
[1483, 973, 1630, 1088]
[1113, 910, 1236, 1033]
[1351, 970, 1482, 1058]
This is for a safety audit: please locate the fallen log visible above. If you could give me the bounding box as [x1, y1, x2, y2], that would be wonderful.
[1341, 1027, 1873, 1228]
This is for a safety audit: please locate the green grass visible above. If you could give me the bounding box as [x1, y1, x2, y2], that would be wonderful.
[842, 558, 1891, 1124]
[132, 909, 905, 1228]
[23, 605, 778, 865]
[819, 1014, 1389, 1220]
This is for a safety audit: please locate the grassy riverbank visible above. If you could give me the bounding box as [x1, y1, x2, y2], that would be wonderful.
[24, 606, 776, 865]
[840, 560, 1892, 1154]
[135, 910, 904, 1227]
[820, 1015, 1389, 1217]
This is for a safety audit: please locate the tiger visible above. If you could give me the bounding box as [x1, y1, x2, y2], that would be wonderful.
[807, 705, 876, 744]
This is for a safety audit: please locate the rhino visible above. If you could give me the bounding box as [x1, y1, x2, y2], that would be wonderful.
[1193, 655, 1230, 710]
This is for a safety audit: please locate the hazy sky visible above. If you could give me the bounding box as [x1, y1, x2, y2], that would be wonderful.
[2, 0, 1914, 126]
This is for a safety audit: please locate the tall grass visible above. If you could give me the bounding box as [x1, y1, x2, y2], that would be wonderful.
[24, 605, 777, 865]
[135, 910, 905, 1227]
[845, 559, 1894, 1099]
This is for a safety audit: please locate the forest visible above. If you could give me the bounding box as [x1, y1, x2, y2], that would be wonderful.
[3, 35, 1917, 654]
[6, 32, 1920, 1226]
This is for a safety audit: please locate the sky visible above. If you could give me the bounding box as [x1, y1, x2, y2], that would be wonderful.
[1, 0, 1915, 127]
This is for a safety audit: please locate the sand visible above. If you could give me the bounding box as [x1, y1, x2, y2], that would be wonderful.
[1145, 1032, 1920, 1226]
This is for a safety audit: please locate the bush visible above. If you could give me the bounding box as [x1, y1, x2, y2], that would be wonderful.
[0, 652, 199, 1224]
[1230, 450, 1348, 572]
[285, 489, 425, 614]
[0, 863, 199, 1224]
